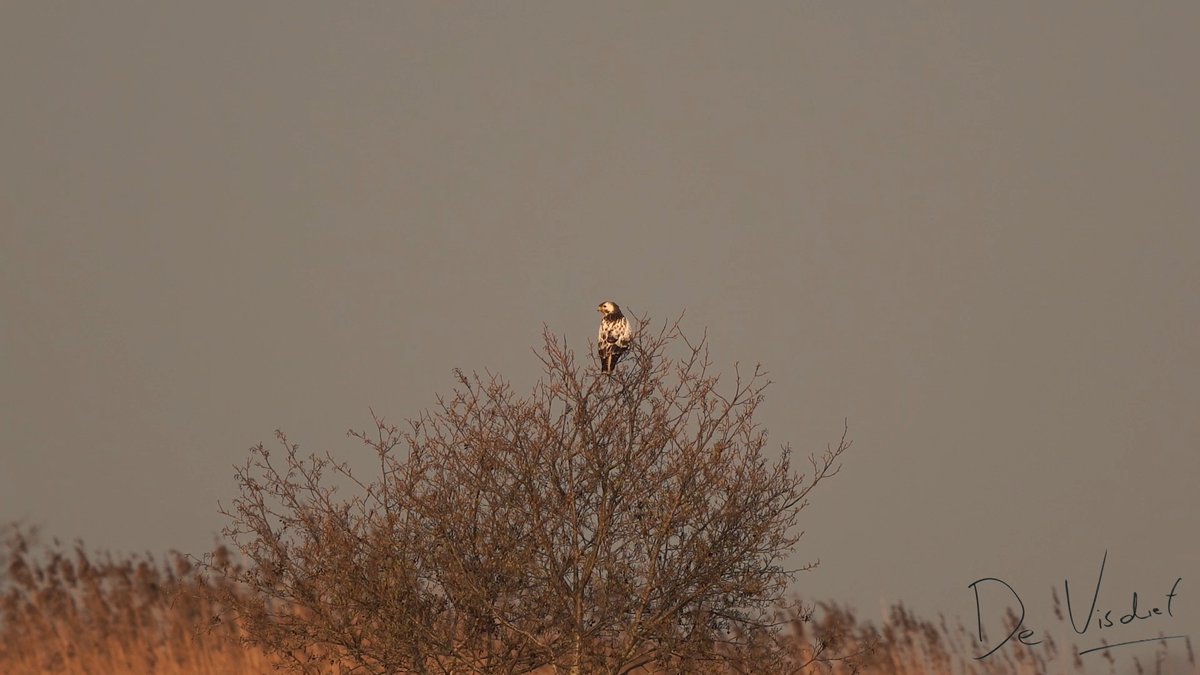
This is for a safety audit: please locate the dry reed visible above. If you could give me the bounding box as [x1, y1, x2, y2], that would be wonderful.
[0, 524, 276, 675]
[2, 525, 1193, 674]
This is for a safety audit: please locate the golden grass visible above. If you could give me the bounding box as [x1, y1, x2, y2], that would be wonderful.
[760, 598, 1194, 674]
[0, 527, 278, 675]
[2, 526, 1193, 674]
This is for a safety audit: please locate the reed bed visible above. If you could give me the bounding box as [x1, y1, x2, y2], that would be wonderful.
[0, 526, 276, 674]
[787, 600, 1192, 675]
[2, 526, 1193, 674]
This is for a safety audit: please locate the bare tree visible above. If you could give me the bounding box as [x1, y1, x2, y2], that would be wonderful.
[206, 317, 851, 674]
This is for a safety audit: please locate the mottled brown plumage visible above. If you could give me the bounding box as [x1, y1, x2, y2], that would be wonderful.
[597, 300, 632, 373]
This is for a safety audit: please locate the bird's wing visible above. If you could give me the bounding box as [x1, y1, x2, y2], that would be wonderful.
[612, 317, 632, 347]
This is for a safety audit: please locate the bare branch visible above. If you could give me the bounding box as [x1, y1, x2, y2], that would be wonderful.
[204, 317, 853, 674]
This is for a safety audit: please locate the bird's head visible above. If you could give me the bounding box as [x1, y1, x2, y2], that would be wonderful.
[597, 300, 620, 316]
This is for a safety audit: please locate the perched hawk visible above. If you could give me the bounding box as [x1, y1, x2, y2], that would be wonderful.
[597, 300, 632, 373]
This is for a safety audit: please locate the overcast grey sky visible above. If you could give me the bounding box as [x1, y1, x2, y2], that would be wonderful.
[2, 3, 1198, 666]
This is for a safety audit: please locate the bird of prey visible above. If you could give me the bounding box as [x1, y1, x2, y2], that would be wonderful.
[597, 300, 632, 373]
